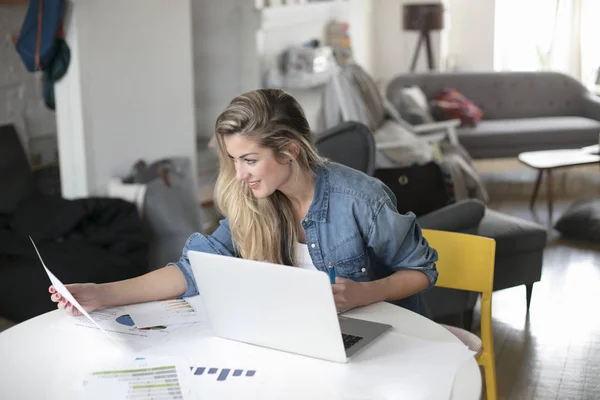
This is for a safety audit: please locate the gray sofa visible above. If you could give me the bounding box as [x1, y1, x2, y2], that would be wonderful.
[386, 71, 600, 158]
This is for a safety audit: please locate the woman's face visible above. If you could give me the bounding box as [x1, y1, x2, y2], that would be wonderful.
[223, 134, 293, 199]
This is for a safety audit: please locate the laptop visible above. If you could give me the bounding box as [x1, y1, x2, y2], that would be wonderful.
[188, 251, 392, 363]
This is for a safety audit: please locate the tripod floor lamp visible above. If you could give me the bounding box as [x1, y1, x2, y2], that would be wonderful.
[403, 3, 444, 71]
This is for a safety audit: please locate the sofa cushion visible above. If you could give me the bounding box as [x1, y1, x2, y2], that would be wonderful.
[432, 88, 483, 126]
[555, 198, 600, 242]
[457, 116, 600, 150]
[478, 209, 547, 257]
[396, 85, 435, 124]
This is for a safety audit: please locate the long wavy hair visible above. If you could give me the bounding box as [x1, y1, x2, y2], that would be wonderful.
[213, 89, 324, 266]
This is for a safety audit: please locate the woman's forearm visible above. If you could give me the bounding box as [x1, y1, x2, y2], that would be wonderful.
[98, 265, 188, 308]
[366, 270, 430, 304]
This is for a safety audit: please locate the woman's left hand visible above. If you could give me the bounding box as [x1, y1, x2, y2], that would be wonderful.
[331, 277, 377, 312]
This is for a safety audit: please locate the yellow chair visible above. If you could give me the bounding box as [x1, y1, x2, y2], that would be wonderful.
[422, 229, 497, 400]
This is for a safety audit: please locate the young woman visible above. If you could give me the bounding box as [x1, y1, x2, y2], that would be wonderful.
[49, 89, 438, 316]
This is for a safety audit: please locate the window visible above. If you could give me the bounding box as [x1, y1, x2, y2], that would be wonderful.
[495, 0, 600, 88]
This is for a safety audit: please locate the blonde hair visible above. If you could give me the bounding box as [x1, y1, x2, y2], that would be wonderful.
[213, 89, 324, 266]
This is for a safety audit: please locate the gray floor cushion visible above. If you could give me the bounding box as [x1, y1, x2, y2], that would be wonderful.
[555, 198, 600, 242]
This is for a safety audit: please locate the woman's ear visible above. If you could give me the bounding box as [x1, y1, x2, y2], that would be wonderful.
[287, 142, 300, 160]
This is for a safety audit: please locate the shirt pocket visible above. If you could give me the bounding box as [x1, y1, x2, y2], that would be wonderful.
[328, 233, 369, 281]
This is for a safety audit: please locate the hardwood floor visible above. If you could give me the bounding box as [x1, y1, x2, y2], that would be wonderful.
[472, 158, 600, 400]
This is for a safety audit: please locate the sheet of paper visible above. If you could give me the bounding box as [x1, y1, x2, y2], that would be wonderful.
[82, 357, 192, 400]
[52, 306, 185, 345]
[125, 295, 207, 328]
[29, 236, 112, 340]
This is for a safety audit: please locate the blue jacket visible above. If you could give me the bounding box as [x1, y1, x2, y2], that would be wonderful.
[171, 162, 438, 315]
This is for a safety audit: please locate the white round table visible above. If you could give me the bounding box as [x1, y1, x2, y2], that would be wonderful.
[0, 302, 481, 399]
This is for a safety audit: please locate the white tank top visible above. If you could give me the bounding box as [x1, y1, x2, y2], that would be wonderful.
[295, 243, 317, 270]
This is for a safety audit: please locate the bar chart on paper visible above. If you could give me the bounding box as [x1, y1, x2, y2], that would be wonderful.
[84, 365, 186, 399]
[126, 296, 206, 328]
[189, 365, 265, 399]
[190, 366, 257, 382]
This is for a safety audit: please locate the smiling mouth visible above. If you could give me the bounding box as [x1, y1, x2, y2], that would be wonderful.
[248, 180, 261, 189]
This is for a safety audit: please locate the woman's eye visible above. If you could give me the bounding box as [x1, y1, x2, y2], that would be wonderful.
[245, 159, 257, 165]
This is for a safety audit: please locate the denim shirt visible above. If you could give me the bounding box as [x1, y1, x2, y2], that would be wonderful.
[171, 162, 438, 315]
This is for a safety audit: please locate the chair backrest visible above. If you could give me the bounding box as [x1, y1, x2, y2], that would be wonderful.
[422, 229, 495, 294]
[314, 121, 376, 176]
[421, 228, 498, 400]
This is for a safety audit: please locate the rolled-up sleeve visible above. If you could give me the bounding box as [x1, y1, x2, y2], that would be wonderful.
[367, 198, 438, 288]
[167, 218, 236, 297]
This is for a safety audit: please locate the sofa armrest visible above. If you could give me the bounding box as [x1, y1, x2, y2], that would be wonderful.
[416, 199, 486, 234]
[581, 93, 600, 121]
[412, 119, 461, 133]
[413, 119, 461, 145]
[375, 132, 446, 150]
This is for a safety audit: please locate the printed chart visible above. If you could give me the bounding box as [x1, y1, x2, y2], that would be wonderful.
[53, 306, 179, 342]
[84, 364, 187, 400]
[126, 296, 206, 328]
[190, 366, 257, 382]
[187, 365, 265, 399]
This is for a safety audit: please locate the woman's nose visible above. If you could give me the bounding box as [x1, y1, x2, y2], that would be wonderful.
[235, 164, 248, 181]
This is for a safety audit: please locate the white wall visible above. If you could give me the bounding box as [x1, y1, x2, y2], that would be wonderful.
[192, 1, 261, 138]
[372, 0, 445, 83]
[371, 0, 496, 83]
[445, 0, 495, 71]
[55, 0, 197, 198]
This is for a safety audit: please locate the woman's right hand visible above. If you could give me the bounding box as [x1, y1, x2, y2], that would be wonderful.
[49, 283, 104, 316]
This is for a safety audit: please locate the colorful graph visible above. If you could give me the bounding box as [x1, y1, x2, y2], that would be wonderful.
[115, 314, 166, 330]
[164, 299, 195, 314]
[115, 314, 135, 326]
[125, 298, 202, 329]
[85, 365, 183, 399]
[190, 366, 257, 382]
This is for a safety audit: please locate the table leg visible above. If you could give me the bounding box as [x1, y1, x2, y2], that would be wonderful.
[546, 169, 553, 221]
[530, 169, 543, 210]
[560, 169, 568, 194]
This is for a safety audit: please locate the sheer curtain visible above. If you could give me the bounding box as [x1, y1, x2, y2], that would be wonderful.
[495, 0, 600, 88]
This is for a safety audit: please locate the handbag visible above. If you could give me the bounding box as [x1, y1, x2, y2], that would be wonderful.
[375, 161, 455, 217]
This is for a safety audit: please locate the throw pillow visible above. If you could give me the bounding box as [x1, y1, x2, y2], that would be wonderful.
[398, 85, 434, 125]
[555, 198, 600, 242]
[431, 88, 483, 127]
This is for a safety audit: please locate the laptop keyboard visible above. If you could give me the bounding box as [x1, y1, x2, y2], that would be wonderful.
[342, 333, 363, 349]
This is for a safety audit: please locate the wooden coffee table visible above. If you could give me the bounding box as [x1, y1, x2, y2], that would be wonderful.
[518, 148, 600, 219]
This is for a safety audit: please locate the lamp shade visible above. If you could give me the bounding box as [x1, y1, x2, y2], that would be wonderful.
[403, 3, 444, 31]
